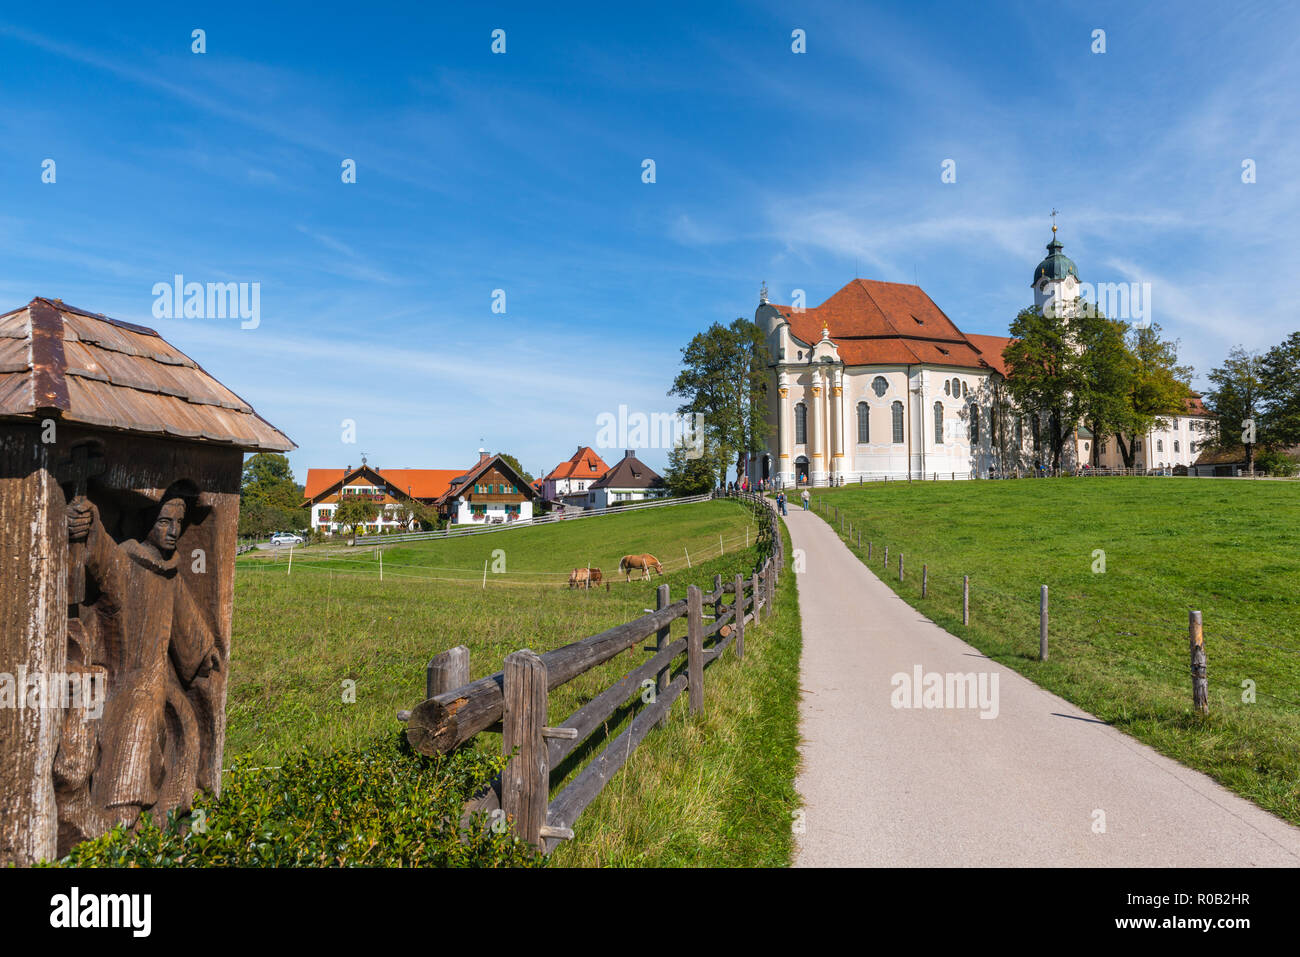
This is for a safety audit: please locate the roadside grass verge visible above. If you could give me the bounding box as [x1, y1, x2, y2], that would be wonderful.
[227, 498, 801, 865]
[810, 477, 1300, 825]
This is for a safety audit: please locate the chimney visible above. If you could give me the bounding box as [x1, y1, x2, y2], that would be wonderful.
[479, 448, 489, 463]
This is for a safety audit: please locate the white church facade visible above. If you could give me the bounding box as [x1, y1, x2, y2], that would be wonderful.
[752, 234, 1210, 485]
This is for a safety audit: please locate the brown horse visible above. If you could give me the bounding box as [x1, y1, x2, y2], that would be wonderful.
[618, 553, 663, 581]
[569, 567, 603, 589]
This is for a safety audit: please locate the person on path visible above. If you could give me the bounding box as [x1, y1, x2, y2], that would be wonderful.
[801, 488, 810, 510]
[780, 491, 788, 516]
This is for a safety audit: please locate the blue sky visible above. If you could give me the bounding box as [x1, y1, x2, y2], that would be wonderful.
[3, 1, 1297, 480]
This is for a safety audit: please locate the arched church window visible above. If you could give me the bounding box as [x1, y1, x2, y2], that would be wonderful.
[951, 378, 959, 396]
[872, 376, 889, 397]
[794, 402, 807, 445]
[857, 402, 870, 444]
[1031, 415, 1040, 450]
[891, 401, 904, 443]
[970, 405, 980, 444]
[961, 381, 968, 398]
[1014, 416, 1023, 447]
[934, 402, 944, 444]
[1174, 440, 1180, 453]
[944, 380, 951, 396]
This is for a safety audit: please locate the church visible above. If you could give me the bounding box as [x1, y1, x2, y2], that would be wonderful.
[751, 232, 1209, 485]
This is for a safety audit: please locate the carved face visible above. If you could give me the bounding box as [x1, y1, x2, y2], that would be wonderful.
[148, 498, 186, 556]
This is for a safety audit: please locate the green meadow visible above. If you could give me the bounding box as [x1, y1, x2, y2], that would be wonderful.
[811, 476, 1300, 825]
[228, 498, 801, 865]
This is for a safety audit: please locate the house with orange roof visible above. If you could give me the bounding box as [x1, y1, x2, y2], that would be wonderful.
[540, 446, 610, 506]
[301, 458, 461, 535]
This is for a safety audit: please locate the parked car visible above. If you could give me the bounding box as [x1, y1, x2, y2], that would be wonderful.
[269, 532, 305, 546]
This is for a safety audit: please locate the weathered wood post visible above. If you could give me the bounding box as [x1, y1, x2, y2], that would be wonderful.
[750, 572, 759, 625]
[712, 573, 723, 631]
[884, 545, 888, 568]
[922, 564, 928, 598]
[963, 575, 970, 626]
[655, 584, 671, 722]
[1039, 585, 1049, 661]
[0, 298, 292, 866]
[687, 585, 704, 714]
[1190, 610, 1208, 715]
[427, 645, 470, 699]
[502, 650, 549, 847]
[898, 553, 904, 582]
[734, 573, 745, 659]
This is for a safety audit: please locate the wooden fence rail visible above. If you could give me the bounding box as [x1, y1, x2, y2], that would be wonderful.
[401, 488, 784, 852]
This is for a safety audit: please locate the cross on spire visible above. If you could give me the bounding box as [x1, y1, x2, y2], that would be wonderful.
[1050, 208, 1059, 235]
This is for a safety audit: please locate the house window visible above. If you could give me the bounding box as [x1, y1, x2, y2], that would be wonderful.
[891, 401, 904, 443]
[872, 376, 889, 397]
[934, 402, 944, 444]
[1156, 440, 1164, 453]
[857, 402, 870, 443]
[1014, 416, 1023, 447]
[970, 405, 980, 444]
[1174, 440, 1180, 453]
[795, 402, 807, 444]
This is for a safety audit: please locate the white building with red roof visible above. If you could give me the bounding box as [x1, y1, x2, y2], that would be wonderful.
[757, 277, 1017, 484]
[755, 232, 1211, 484]
[540, 446, 610, 505]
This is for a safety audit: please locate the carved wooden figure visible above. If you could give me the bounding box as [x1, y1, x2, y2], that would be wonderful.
[0, 298, 293, 865]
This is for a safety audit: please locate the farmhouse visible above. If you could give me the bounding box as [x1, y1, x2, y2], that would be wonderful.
[586, 450, 667, 508]
[436, 451, 540, 525]
[752, 232, 1211, 484]
[540, 445, 610, 506]
[301, 461, 459, 535]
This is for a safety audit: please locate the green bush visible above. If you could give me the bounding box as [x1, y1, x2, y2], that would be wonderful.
[49, 733, 544, 868]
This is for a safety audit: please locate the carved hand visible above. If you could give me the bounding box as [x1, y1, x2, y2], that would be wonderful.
[67, 498, 95, 543]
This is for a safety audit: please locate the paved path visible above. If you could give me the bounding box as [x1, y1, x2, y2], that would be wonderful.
[784, 503, 1300, 867]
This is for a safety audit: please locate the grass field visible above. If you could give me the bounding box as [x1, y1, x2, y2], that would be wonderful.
[228, 498, 801, 865]
[810, 476, 1300, 825]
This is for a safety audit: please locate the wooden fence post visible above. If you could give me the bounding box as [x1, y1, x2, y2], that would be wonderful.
[427, 645, 470, 700]
[750, 572, 759, 625]
[1039, 585, 1048, 661]
[1190, 610, 1208, 715]
[884, 545, 888, 569]
[687, 585, 704, 715]
[734, 573, 745, 659]
[963, 575, 969, 626]
[922, 564, 928, 598]
[713, 573, 723, 627]
[898, 553, 904, 582]
[502, 650, 549, 847]
[655, 584, 671, 724]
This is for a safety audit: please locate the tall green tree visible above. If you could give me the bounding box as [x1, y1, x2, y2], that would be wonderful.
[1204, 346, 1265, 472]
[669, 318, 771, 486]
[1075, 312, 1137, 467]
[241, 452, 303, 509]
[1260, 331, 1300, 449]
[1112, 323, 1192, 468]
[662, 432, 725, 496]
[1003, 304, 1084, 470]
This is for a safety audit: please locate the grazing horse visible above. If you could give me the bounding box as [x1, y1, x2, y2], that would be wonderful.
[618, 553, 663, 581]
[569, 567, 602, 589]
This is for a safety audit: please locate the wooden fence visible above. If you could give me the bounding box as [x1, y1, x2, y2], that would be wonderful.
[398, 489, 784, 852]
[810, 495, 1226, 716]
